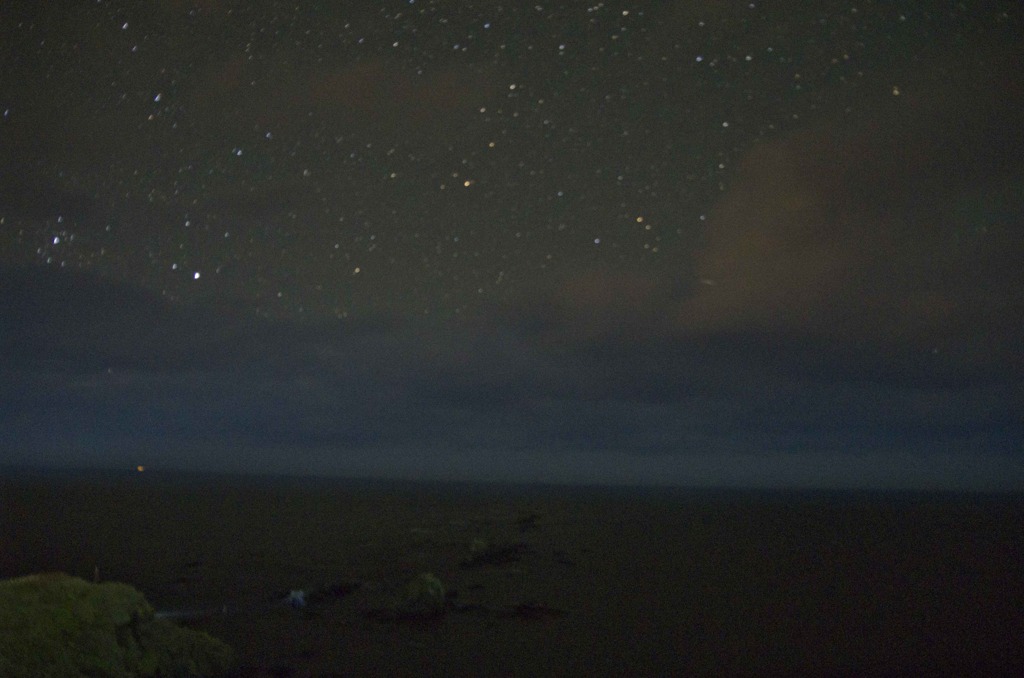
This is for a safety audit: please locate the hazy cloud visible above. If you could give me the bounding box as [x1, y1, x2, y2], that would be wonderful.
[678, 54, 1024, 380]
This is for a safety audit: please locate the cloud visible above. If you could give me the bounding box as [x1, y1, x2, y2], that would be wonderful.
[491, 63, 1024, 388]
[7, 49, 1024, 481]
[2, 261, 1021, 484]
[188, 57, 506, 143]
[677, 54, 1024, 374]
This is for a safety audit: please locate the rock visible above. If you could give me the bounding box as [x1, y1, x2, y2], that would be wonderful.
[0, 572, 232, 677]
[396, 572, 446, 619]
[284, 589, 307, 609]
[458, 541, 532, 569]
[367, 572, 447, 622]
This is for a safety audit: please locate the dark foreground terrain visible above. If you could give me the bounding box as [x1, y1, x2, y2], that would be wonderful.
[2, 470, 1023, 676]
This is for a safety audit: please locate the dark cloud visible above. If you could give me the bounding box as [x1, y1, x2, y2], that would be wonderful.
[2, 3, 1022, 489]
[3, 257, 1021, 486]
[506, 52, 1024, 390]
[3, 28, 1023, 484]
[185, 57, 508, 145]
[0, 172, 105, 224]
[0, 266, 277, 374]
[679, 52, 1024, 378]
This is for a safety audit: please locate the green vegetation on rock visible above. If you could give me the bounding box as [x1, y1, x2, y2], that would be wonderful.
[0, 573, 232, 678]
[396, 572, 446, 618]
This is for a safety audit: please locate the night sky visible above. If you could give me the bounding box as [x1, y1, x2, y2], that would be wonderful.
[2, 1, 1022, 489]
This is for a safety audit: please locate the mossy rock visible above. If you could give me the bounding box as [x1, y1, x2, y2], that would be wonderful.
[395, 572, 446, 619]
[0, 573, 232, 678]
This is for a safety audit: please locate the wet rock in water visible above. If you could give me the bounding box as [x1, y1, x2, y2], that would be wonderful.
[551, 549, 576, 567]
[516, 512, 542, 532]
[502, 602, 568, 620]
[399, 572, 446, 617]
[459, 542, 533, 569]
[304, 581, 361, 606]
[367, 572, 447, 622]
[0, 572, 233, 677]
[284, 589, 307, 609]
[274, 581, 361, 610]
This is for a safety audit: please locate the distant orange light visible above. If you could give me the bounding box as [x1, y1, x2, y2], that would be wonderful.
[136, 465, 145, 473]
